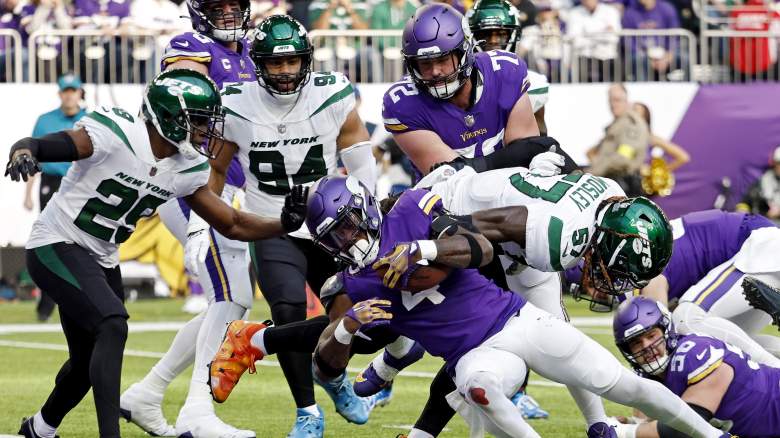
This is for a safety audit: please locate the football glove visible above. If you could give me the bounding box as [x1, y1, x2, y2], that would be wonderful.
[372, 242, 421, 289]
[345, 298, 393, 330]
[281, 184, 309, 232]
[5, 152, 40, 182]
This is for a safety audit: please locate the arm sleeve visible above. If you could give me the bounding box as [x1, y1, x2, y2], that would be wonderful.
[463, 136, 579, 173]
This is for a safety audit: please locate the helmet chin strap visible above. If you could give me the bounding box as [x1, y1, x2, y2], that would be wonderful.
[349, 237, 379, 269]
[640, 353, 670, 376]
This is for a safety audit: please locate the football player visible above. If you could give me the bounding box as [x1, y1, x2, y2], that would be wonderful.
[6, 69, 307, 438]
[383, 3, 575, 426]
[576, 210, 780, 369]
[230, 176, 729, 438]
[193, 15, 380, 437]
[120, 1, 260, 436]
[613, 296, 780, 437]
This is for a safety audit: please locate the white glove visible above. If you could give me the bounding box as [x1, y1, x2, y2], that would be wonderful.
[184, 213, 210, 279]
[612, 423, 638, 438]
[529, 151, 565, 177]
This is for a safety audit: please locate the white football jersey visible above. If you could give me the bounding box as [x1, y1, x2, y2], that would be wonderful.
[26, 106, 210, 267]
[426, 166, 625, 272]
[526, 70, 550, 113]
[222, 71, 354, 239]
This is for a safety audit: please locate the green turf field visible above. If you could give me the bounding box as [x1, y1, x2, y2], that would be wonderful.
[0, 296, 762, 437]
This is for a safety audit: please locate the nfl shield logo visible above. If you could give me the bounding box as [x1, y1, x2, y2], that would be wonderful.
[149, 167, 157, 177]
[464, 114, 475, 127]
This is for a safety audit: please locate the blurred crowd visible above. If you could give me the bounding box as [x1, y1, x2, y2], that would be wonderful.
[2, 0, 780, 83]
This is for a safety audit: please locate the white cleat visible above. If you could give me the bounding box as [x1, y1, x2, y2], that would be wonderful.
[175, 405, 256, 438]
[120, 382, 176, 437]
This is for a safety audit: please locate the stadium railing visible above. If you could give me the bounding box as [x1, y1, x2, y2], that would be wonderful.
[27, 29, 163, 84]
[0, 29, 23, 83]
[9, 28, 780, 84]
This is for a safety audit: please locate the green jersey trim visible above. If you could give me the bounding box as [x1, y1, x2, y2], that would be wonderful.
[547, 216, 564, 271]
[224, 106, 251, 122]
[87, 112, 135, 155]
[310, 83, 354, 117]
[528, 86, 549, 95]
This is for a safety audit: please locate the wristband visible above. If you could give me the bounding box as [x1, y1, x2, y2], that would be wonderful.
[334, 319, 354, 345]
[416, 240, 438, 261]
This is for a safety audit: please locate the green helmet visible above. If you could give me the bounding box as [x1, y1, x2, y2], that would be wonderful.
[586, 197, 673, 296]
[251, 15, 313, 97]
[142, 68, 225, 160]
[466, 0, 522, 52]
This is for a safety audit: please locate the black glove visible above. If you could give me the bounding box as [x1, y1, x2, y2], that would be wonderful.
[429, 156, 470, 174]
[5, 153, 40, 182]
[281, 184, 309, 232]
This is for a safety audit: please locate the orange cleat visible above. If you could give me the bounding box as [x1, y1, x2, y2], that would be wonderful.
[208, 320, 270, 403]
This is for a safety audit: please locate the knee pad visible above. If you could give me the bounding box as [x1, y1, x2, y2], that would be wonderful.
[98, 315, 128, 342]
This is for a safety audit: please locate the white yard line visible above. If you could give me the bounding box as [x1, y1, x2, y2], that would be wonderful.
[0, 338, 565, 388]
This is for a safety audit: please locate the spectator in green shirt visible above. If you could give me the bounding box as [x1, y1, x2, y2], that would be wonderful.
[371, 0, 418, 51]
[310, 0, 369, 30]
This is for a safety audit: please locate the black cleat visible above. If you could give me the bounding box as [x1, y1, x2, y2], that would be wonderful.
[743, 277, 780, 328]
[18, 417, 59, 438]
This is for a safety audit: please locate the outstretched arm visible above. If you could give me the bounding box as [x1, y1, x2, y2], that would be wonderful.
[5, 128, 93, 181]
[432, 206, 529, 247]
[184, 184, 308, 242]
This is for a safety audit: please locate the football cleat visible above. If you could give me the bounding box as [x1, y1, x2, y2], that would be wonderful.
[743, 276, 780, 327]
[18, 417, 59, 438]
[209, 320, 270, 403]
[511, 391, 550, 419]
[370, 384, 393, 408]
[287, 406, 324, 438]
[119, 382, 176, 436]
[353, 342, 425, 397]
[587, 422, 618, 438]
[175, 403, 256, 438]
[314, 370, 373, 424]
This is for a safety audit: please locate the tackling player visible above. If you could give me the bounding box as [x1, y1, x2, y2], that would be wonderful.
[6, 69, 307, 438]
[614, 296, 780, 437]
[304, 176, 729, 438]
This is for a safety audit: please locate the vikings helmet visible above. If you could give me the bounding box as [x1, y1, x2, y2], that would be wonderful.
[307, 176, 382, 268]
[402, 3, 476, 99]
[186, 0, 251, 42]
[614, 296, 678, 376]
[585, 197, 673, 296]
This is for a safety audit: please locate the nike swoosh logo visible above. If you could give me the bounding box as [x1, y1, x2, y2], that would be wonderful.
[696, 350, 706, 360]
[355, 373, 366, 383]
[176, 40, 189, 47]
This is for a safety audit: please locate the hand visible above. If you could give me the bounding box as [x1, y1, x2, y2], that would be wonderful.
[372, 242, 421, 289]
[430, 156, 468, 174]
[5, 151, 40, 182]
[184, 228, 210, 279]
[281, 185, 309, 232]
[529, 151, 565, 177]
[345, 298, 392, 330]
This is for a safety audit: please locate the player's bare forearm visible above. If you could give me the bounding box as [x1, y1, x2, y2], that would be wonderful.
[431, 232, 493, 268]
[206, 140, 238, 196]
[636, 421, 660, 438]
[314, 317, 357, 379]
[185, 186, 286, 241]
[470, 206, 528, 246]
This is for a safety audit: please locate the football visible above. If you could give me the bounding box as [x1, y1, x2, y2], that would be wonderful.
[374, 261, 452, 292]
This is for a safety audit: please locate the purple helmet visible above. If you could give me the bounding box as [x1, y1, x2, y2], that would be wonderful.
[186, 0, 250, 42]
[307, 176, 382, 268]
[613, 297, 678, 376]
[402, 3, 476, 99]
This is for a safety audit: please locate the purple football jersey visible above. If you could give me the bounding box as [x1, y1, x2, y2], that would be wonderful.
[382, 51, 530, 180]
[340, 189, 525, 372]
[665, 334, 780, 435]
[663, 210, 776, 301]
[162, 31, 255, 189]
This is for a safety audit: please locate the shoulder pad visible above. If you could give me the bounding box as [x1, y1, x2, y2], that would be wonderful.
[320, 273, 345, 300]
